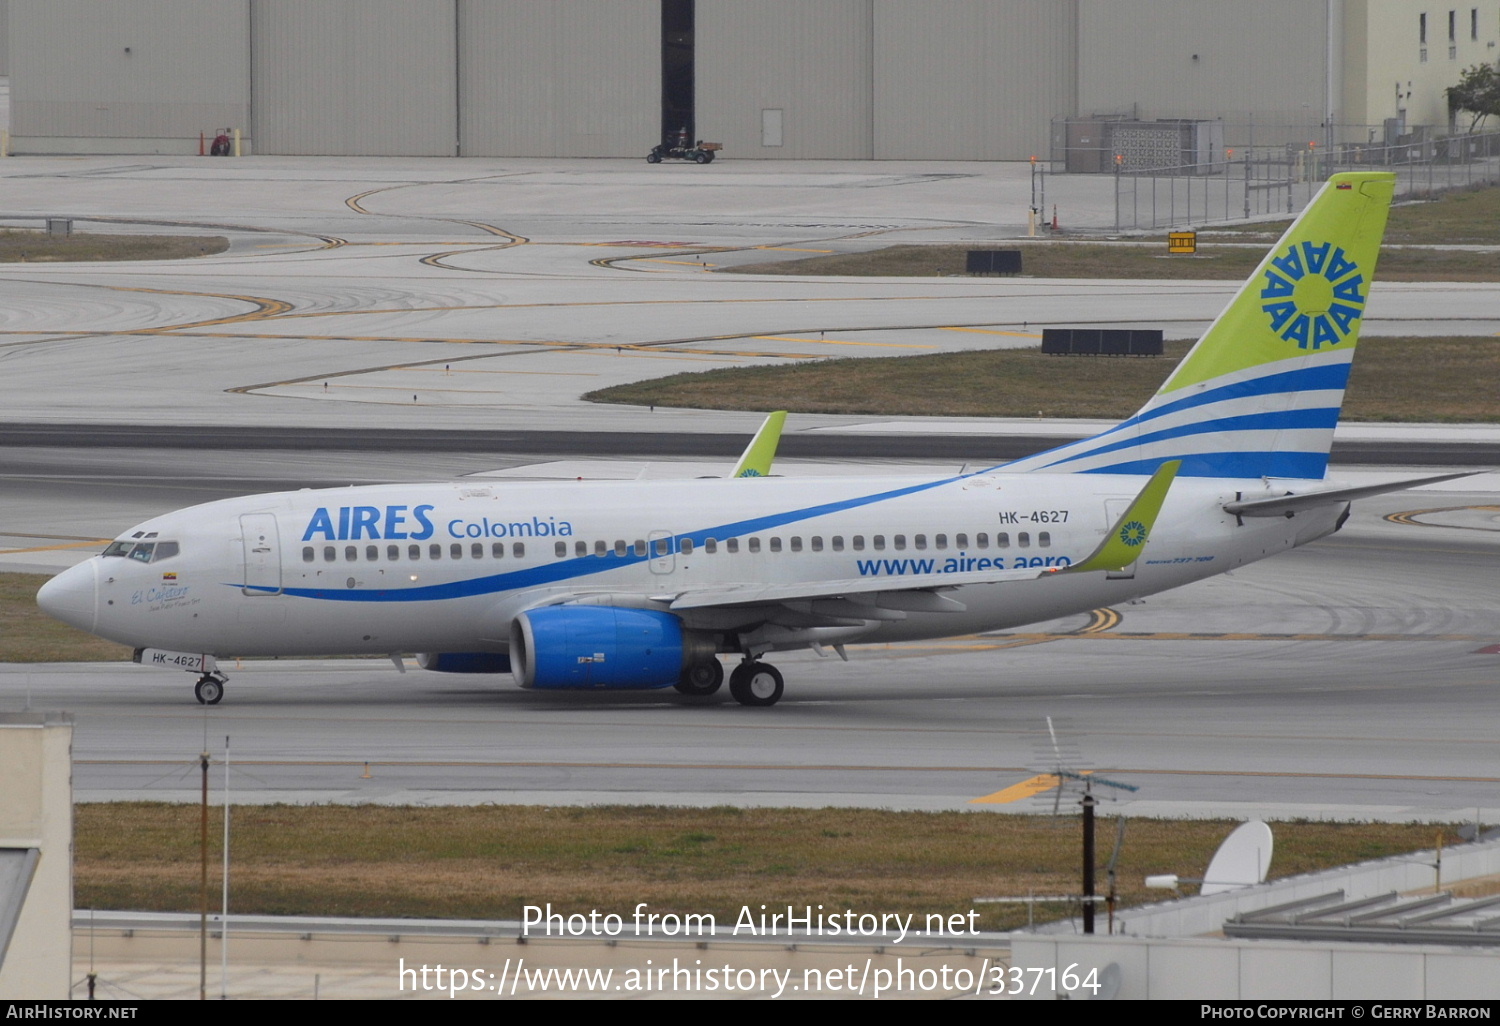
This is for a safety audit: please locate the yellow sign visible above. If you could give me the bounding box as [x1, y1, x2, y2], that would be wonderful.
[1168, 231, 1197, 254]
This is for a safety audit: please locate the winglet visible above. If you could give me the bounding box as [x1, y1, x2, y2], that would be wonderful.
[1062, 459, 1181, 573]
[732, 411, 787, 478]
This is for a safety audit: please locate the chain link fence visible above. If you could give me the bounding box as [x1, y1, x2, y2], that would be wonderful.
[1050, 117, 1500, 231]
[1107, 136, 1500, 231]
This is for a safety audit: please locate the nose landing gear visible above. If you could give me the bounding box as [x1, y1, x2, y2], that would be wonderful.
[194, 672, 228, 705]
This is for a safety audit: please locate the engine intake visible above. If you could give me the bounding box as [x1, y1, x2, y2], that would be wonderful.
[510, 606, 713, 690]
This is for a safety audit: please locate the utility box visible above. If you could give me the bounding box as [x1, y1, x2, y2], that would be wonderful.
[45, 219, 71, 238]
[1042, 329, 1163, 356]
[965, 250, 1022, 275]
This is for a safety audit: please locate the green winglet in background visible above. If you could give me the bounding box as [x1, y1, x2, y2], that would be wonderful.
[1063, 459, 1182, 573]
[732, 410, 787, 478]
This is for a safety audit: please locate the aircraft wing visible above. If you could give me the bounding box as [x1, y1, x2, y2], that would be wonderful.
[663, 565, 1044, 612]
[664, 460, 1182, 613]
[1222, 470, 1480, 518]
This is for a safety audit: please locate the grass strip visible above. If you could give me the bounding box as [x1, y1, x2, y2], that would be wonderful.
[0, 231, 229, 263]
[76, 803, 1462, 931]
[586, 336, 1500, 422]
[724, 185, 1500, 279]
[726, 242, 1499, 282]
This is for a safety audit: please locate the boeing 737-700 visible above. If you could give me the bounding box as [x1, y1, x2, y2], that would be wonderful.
[38, 171, 1463, 707]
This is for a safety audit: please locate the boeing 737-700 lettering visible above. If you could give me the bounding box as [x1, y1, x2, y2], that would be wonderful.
[37, 172, 1467, 707]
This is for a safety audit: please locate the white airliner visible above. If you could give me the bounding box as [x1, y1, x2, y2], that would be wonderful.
[37, 172, 1463, 707]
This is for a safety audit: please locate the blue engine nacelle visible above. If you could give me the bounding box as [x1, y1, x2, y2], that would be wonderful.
[416, 652, 512, 674]
[509, 606, 713, 690]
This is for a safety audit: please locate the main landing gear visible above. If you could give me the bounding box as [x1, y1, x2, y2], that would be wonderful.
[194, 671, 228, 705]
[674, 658, 724, 697]
[729, 661, 783, 707]
[674, 658, 786, 706]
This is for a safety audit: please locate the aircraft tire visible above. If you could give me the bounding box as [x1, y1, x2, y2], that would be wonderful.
[675, 658, 724, 697]
[195, 677, 224, 705]
[729, 662, 783, 707]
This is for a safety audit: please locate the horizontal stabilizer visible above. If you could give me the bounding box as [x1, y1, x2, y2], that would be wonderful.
[1223, 471, 1481, 518]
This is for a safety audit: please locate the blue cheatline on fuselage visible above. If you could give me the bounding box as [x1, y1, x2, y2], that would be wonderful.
[235, 472, 964, 603]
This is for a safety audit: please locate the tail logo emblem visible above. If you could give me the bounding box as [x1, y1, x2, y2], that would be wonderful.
[1259, 241, 1366, 350]
[1119, 520, 1148, 547]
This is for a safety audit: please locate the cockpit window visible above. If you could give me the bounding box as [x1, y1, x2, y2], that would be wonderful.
[106, 539, 179, 561]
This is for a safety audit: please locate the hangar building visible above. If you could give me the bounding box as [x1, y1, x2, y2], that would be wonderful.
[5, 0, 1497, 159]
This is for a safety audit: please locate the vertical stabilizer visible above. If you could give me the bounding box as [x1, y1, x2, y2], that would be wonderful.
[1004, 172, 1395, 479]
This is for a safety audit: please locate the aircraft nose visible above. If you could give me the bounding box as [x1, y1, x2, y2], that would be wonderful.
[36, 561, 98, 634]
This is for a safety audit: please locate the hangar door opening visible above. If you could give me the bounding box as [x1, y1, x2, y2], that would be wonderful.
[251, 0, 457, 156]
[661, 0, 694, 145]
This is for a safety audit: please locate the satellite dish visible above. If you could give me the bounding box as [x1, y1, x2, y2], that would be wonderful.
[1089, 962, 1123, 1001]
[1200, 820, 1273, 895]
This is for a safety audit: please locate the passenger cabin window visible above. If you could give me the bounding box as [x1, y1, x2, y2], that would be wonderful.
[789, 537, 801, 552]
[555, 541, 567, 558]
[913, 535, 927, 550]
[705, 538, 718, 554]
[976, 533, 989, 549]
[513, 542, 525, 558]
[345, 545, 358, 561]
[1018, 532, 1030, 548]
[410, 544, 422, 560]
[956, 533, 968, 548]
[632, 539, 646, 556]
[831, 536, 843, 551]
[450, 543, 463, 559]
[653, 538, 670, 557]
[473, 543, 484, 559]
[873, 536, 885, 550]
[811, 537, 823, 552]
[324, 546, 336, 562]
[388, 544, 400, 560]
[996, 533, 1010, 548]
[366, 545, 379, 561]
[893, 535, 906, 550]
[1039, 532, 1051, 547]
[492, 542, 505, 558]
[615, 540, 627, 556]
[595, 540, 607, 556]
[852, 536, 865, 551]
[726, 538, 740, 553]
[681, 538, 694, 555]
[430, 543, 442, 559]
[935, 534, 947, 550]
[748, 538, 761, 553]
[769, 538, 782, 553]
[575, 541, 588, 557]
[303, 546, 315, 563]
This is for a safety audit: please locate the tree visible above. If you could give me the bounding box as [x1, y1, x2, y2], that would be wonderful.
[1447, 62, 1500, 132]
